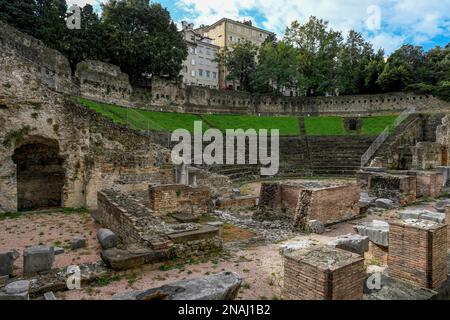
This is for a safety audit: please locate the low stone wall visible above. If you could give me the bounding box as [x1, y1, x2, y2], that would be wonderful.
[148, 184, 211, 215]
[96, 191, 154, 247]
[215, 196, 258, 210]
[368, 173, 417, 205]
[259, 181, 360, 228]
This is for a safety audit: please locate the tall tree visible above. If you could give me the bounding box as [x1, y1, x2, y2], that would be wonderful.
[0, 0, 37, 36]
[101, 0, 187, 81]
[217, 40, 258, 91]
[252, 41, 302, 94]
[285, 16, 343, 95]
[34, 0, 68, 54]
[337, 30, 375, 94]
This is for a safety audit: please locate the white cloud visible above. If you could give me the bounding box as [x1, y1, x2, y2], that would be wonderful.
[178, 0, 450, 53]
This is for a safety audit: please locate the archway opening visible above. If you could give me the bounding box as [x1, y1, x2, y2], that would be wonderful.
[12, 138, 65, 211]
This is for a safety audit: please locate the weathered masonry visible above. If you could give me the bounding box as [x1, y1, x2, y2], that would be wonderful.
[258, 181, 360, 229]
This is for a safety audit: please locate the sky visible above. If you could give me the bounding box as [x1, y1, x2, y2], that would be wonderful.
[68, 0, 450, 54]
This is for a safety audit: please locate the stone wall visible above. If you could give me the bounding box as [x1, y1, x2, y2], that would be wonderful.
[258, 181, 360, 227]
[368, 173, 417, 205]
[148, 184, 211, 215]
[0, 22, 232, 212]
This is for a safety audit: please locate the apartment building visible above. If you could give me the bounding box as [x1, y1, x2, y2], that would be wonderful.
[198, 18, 275, 90]
[180, 22, 219, 89]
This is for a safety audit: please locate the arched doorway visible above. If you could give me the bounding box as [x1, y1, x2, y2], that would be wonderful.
[12, 137, 65, 211]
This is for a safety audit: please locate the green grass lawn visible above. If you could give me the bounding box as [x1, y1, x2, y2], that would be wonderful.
[361, 115, 397, 135]
[304, 116, 347, 135]
[76, 97, 398, 137]
[201, 114, 299, 135]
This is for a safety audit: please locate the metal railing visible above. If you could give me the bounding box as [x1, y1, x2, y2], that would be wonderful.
[360, 106, 416, 167]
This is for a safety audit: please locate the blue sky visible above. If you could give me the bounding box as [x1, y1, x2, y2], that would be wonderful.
[70, 0, 450, 54]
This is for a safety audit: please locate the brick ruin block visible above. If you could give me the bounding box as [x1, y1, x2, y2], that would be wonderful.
[366, 242, 389, 266]
[282, 246, 365, 300]
[368, 173, 416, 205]
[259, 181, 360, 229]
[413, 171, 444, 198]
[445, 205, 450, 248]
[388, 219, 448, 289]
[148, 184, 211, 216]
[215, 196, 258, 210]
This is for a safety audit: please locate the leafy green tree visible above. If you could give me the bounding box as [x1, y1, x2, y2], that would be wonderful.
[34, 0, 68, 54]
[285, 16, 343, 96]
[336, 30, 374, 94]
[252, 41, 301, 94]
[101, 0, 187, 82]
[0, 0, 37, 36]
[65, 4, 108, 70]
[216, 40, 258, 91]
[377, 64, 412, 92]
[363, 49, 385, 93]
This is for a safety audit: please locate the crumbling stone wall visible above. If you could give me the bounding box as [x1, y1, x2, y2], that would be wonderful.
[259, 181, 360, 227]
[368, 174, 416, 205]
[148, 184, 211, 215]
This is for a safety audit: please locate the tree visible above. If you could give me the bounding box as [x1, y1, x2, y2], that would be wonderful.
[216, 40, 258, 91]
[0, 0, 37, 36]
[285, 16, 343, 95]
[101, 0, 187, 82]
[64, 4, 108, 70]
[252, 41, 301, 94]
[336, 30, 375, 94]
[377, 64, 412, 92]
[363, 49, 385, 93]
[34, 0, 68, 54]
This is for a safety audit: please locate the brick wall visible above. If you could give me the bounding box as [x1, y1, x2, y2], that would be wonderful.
[148, 184, 211, 215]
[389, 220, 448, 289]
[282, 246, 365, 300]
[215, 196, 258, 210]
[368, 173, 417, 205]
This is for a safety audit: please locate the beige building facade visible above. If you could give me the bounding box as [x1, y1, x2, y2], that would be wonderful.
[180, 24, 219, 89]
[199, 18, 275, 90]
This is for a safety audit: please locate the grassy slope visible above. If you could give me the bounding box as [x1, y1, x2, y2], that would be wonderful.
[77, 97, 397, 136]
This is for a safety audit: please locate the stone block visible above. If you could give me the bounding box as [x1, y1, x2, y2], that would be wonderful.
[71, 236, 86, 250]
[44, 291, 57, 300]
[328, 234, 369, 255]
[374, 198, 395, 209]
[279, 240, 314, 255]
[23, 246, 54, 275]
[101, 247, 170, 271]
[368, 173, 416, 206]
[307, 220, 325, 234]
[112, 272, 241, 300]
[97, 228, 118, 250]
[435, 167, 450, 187]
[354, 220, 389, 247]
[282, 246, 365, 300]
[399, 209, 445, 224]
[167, 226, 219, 243]
[207, 222, 224, 236]
[0, 280, 30, 300]
[53, 247, 64, 255]
[0, 249, 19, 276]
[389, 219, 448, 289]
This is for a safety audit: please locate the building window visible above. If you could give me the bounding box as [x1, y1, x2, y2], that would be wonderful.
[199, 58, 203, 65]
[229, 36, 233, 41]
[194, 48, 198, 54]
[206, 49, 210, 55]
[212, 72, 217, 79]
[189, 47, 194, 54]
[183, 66, 187, 72]
[198, 69, 203, 77]
[191, 59, 196, 65]
[206, 71, 210, 78]
[190, 35, 195, 41]
[237, 26, 241, 32]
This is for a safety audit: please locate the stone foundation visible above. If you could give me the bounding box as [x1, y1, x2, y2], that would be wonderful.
[368, 173, 416, 205]
[259, 181, 360, 228]
[365, 242, 389, 266]
[96, 190, 222, 260]
[282, 246, 365, 300]
[215, 196, 258, 210]
[388, 219, 448, 289]
[148, 184, 211, 216]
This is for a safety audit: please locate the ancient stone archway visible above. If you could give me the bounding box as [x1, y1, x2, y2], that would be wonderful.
[12, 137, 65, 211]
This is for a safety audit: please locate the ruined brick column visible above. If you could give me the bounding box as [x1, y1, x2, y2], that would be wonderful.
[282, 246, 365, 300]
[446, 205, 450, 248]
[388, 219, 448, 289]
